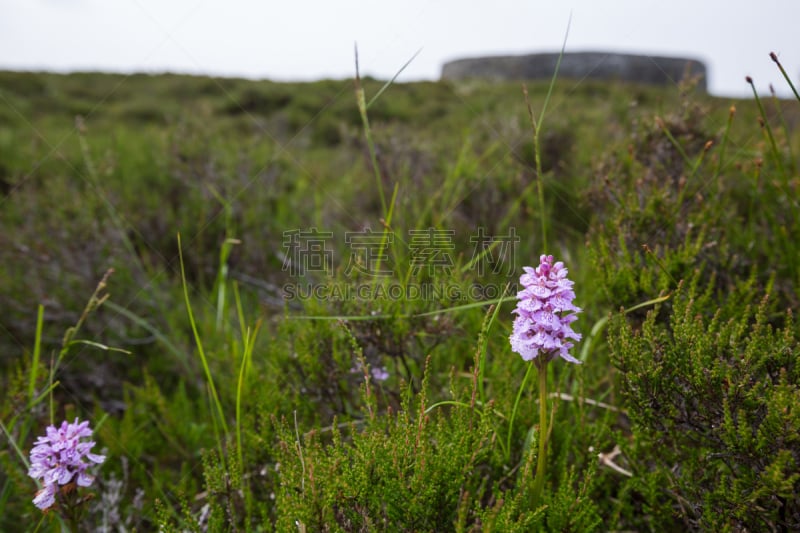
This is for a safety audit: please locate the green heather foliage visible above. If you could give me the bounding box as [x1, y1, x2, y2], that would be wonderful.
[1, 65, 799, 531]
[608, 276, 799, 530]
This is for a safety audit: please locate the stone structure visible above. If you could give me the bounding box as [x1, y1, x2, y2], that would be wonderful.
[441, 52, 707, 91]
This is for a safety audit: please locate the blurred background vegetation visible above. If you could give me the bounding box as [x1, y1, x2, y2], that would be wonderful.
[0, 69, 798, 530]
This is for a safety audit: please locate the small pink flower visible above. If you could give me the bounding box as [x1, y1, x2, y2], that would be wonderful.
[510, 255, 582, 363]
[28, 418, 106, 511]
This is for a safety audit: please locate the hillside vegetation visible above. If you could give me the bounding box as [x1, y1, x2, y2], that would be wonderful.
[0, 67, 798, 531]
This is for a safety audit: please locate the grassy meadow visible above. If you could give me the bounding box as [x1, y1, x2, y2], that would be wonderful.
[0, 63, 799, 531]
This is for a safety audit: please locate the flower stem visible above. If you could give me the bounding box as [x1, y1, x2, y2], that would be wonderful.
[531, 361, 548, 506]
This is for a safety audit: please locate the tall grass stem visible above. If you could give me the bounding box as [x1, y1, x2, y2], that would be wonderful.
[177, 234, 229, 447]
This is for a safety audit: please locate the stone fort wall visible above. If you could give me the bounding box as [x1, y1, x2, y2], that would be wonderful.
[441, 52, 707, 90]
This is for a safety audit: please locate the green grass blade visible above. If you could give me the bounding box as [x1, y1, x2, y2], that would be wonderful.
[367, 48, 423, 109]
[177, 233, 229, 441]
[476, 284, 511, 405]
[104, 300, 194, 376]
[287, 294, 512, 321]
[67, 339, 132, 354]
[506, 361, 536, 462]
[0, 419, 30, 471]
[424, 400, 472, 414]
[28, 305, 44, 402]
[525, 12, 571, 252]
[354, 44, 387, 216]
[747, 76, 785, 176]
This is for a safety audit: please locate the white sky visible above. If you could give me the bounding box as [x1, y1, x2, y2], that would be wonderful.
[0, 0, 798, 98]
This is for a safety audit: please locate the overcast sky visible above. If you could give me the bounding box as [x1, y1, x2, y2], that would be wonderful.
[1, 0, 798, 98]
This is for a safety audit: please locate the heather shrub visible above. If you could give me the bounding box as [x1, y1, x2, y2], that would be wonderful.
[608, 276, 799, 530]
